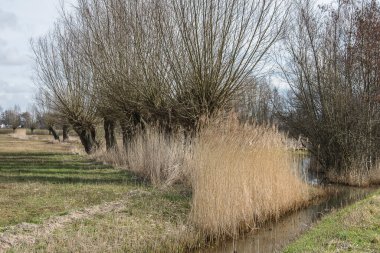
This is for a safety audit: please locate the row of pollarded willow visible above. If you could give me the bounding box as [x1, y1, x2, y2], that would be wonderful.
[32, 0, 289, 154]
[280, 0, 380, 178]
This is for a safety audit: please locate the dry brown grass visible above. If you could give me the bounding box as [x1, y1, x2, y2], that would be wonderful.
[126, 128, 189, 187]
[0, 134, 78, 153]
[92, 148, 129, 168]
[188, 118, 310, 238]
[93, 128, 190, 188]
[326, 163, 380, 187]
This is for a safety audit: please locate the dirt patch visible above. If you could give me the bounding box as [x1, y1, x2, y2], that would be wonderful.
[0, 190, 149, 252]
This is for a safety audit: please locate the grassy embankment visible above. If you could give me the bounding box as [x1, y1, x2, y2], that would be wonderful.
[284, 189, 380, 253]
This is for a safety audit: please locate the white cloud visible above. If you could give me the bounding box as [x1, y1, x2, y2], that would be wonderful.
[0, 79, 33, 94]
[0, 78, 35, 110]
[0, 9, 18, 29]
[0, 0, 75, 110]
[0, 47, 30, 66]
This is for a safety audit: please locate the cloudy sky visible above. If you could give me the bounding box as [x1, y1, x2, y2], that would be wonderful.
[0, 0, 331, 112]
[0, 0, 74, 111]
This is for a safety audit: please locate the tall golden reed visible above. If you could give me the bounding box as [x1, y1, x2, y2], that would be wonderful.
[188, 118, 310, 237]
[126, 128, 189, 187]
[93, 118, 311, 239]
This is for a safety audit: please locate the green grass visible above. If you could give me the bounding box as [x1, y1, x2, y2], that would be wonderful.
[0, 152, 145, 228]
[284, 189, 380, 253]
[11, 190, 195, 253]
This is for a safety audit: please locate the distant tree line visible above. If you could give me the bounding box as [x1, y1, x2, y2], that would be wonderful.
[0, 105, 36, 132]
[0, 104, 70, 141]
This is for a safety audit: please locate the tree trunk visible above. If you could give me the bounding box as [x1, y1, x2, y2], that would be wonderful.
[120, 122, 132, 152]
[62, 124, 70, 142]
[48, 126, 60, 141]
[73, 125, 99, 154]
[104, 117, 117, 151]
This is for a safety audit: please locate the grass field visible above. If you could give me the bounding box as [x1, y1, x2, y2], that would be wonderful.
[284, 189, 380, 253]
[0, 134, 194, 252]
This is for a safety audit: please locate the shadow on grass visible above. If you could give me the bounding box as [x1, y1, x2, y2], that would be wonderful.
[0, 153, 147, 186]
[0, 174, 144, 185]
[0, 152, 73, 157]
[0, 163, 112, 171]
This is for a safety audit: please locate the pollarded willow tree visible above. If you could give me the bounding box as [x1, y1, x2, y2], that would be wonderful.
[77, 0, 290, 129]
[141, 0, 290, 130]
[75, 0, 150, 150]
[281, 0, 380, 175]
[33, 22, 100, 154]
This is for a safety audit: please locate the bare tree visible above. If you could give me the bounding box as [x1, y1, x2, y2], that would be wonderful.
[2, 106, 20, 131]
[280, 0, 380, 174]
[35, 91, 61, 141]
[135, 0, 290, 130]
[71, 0, 139, 151]
[235, 77, 280, 124]
[33, 21, 99, 153]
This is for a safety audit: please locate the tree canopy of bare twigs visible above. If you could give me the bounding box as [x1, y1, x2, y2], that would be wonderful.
[33, 0, 289, 153]
[281, 0, 380, 173]
[33, 21, 99, 153]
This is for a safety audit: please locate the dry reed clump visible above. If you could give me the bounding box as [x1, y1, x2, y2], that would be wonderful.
[126, 128, 190, 187]
[370, 166, 380, 185]
[326, 163, 380, 187]
[93, 128, 190, 188]
[188, 119, 310, 238]
[92, 148, 129, 168]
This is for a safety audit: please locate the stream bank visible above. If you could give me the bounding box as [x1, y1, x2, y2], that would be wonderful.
[284, 188, 380, 252]
[196, 186, 377, 253]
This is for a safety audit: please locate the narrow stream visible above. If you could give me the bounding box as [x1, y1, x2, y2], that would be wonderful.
[195, 156, 378, 253]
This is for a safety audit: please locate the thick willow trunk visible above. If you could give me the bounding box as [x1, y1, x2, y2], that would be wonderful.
[104, 117, 117, 151]
[120, 112, 142, 152]
[120, 122, 132, 152]
[73, 125, 99, 154]
[62, 124, 70, 142]
[48, 126, 60, 141]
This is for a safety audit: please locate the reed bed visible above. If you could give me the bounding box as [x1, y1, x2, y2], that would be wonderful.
[93, 128, 190, 188]
[93, 119, 311, 239]
[188, 119, 310, 237]
[125, 128, 189, 187]
[327, 165, 380, 187]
